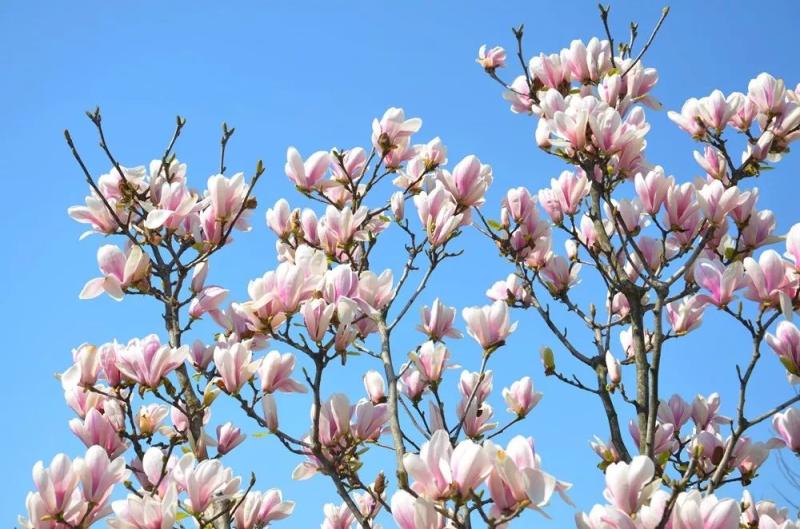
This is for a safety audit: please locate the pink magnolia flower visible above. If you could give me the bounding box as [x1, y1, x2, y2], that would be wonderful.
[399, 365, 428, 402]
[565, 38, 611, 83]
[785, 223, 800, 268]
[69, 409, 128, 458]
[663, 182, 700, 236]
[694, 258, 744, 307]
[457, 397, 497, 438]
[411, 341, 450, 384]
[603, 455, 657, 515]
[418, 298, 462, 340]
[692, 393, 731, 432]
[504, 75, 534, 114]
[75, 445, 128, 506]
[302, 298, 335, 342]
[321, 502, 355, 529]
[68, 192, 122, 238]
[438, 155, 492, 207]
[530, 52, 570, 90]
[266, 198, 292, 239]
[748, 73, 786, 115]
[257, 351, 306, 394]
[413, 183, 463, 247]
[331, 147, 367, 183]
[658, 394, 693, 431]
[462, 300, 518, 351]
[403, 430, 492, 500]
[590, 437, 620, 464]
[459, 369, 494, 403]
[697, 90, 743, 131]
[694, 146, 729, 182]
[697, 180, 746, 225]
[363, 370, 386, 404]
[772, 408, 800, 453]
[234, 489, 295, 529]
[551, 169, 589, 215]
[577, 505, 638, 529]
[476, 45, 506, 71]
[634, 166, 674, 215]
[117, 335, 188, 388]
[502, 376, 542, 417]
[671, 491, 740, 529]
[172, 454, 241, 514]
[80, 245, 150, 301]
[214, 342, 260, 394]
[201, 172, 252, 243]
[668, 98, 705, 138]
[743, 250, 795, 306]
[188, 286, 228, 320]
[215, 422, 246, 455]
[109, 487, 178, 529]
[358, 269, 393, 314]
[189, 340, 214, 371]
[371, 107, 422, 153]
[667, 296, 706, 335]
[262, 394, 279, 432]
[502, 186, 537, 225]
[485, 435, 569, 517]
[391, 490, 444, 529]
[27, 453, 82, 524]
[351, 399, 390, 441]
[538, 187, 564, 224]
[541, 255, 581, 295]
[61, 343, 101, 390]
[628, 421, 677, 457]
[136, 404, 168, 437]
[284, 146, 330, 190]
[390, 191, 405, 222]
[766, 320, 800, 377]
[316, 393, 352, 446]
[144, 180, 198, 230]
[606, 351, 622, 389]
[738, 209, 779, 252]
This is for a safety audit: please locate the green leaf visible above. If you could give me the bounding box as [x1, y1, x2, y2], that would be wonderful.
[252, 431, 272, 439]
[486, 219, 502, 230]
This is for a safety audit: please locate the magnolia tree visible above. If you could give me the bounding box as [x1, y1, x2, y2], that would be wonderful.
[18, 5, 800, 529]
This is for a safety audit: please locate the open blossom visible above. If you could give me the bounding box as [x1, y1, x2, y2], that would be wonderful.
[200, 172, 253, 243]
[438, 155, 492, 207]
[697, 90, 743, 131]
[550, 169, 589, 215]
[748, 72, 786, 115]
[351, 399, 390, 441]
[658, 394, 693, 432]
[603, 455, 657, 515]
[411, 341, 450, 383]
[667, 296, 706, 335]
[136, 404, 168, 436]
[418, 298, 462, 340]
[214, 341, 260, 394]
[743, 250, 795, 306]
[117, 335, 188, 388]
[693, 258, 744, 307]
[391, 490, 444, 529]
[413, 183, 464, 246]
[257, 351, 306, 394]
[234, 489, 295, 529]
[69, 409, 128, 458]
[173, 454, 241, 514]
[694, 146, 729, 182]
[216, 422, 246, 455]
[697, 180, 746, 225]
[109, 487, 178, 529]
[302, 298, 335, 342]
[670, 491, 740, 529]
[772, 408, 800, 453]
[188, 285, 228, 320]
[462, 300, 518, 351]
[284, 146, 330, 190]
[668, 98, 706, 138]
[80, 245, 150, 300]
[629, 421, 677, 457]
[692, 393, 731, 432]
[144, 180, 198, 230]
[477, 44, 506, 71]
[766, 320, 800, 376]
[403, 429, 492, 500]
[634, 166, 673, 215]
[541, 255, 581, 295]
[502, 376, 542, 417]
[371, 107, 422, 153]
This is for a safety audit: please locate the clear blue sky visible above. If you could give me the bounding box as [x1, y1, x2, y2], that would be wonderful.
[3, 1, 800, 526]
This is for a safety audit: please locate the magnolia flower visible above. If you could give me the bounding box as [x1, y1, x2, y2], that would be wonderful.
[363, 370, 386, 404]
[603, 455, 657, 515]
[418, 298, 462, 340]
[257, 351, 306, 394]
[215, 422, 246, 455]
[136, 404, 168, 436]
[476, 44, 506, 71]
[117, 335, 188, 388]
[773, 408, 800, 453]
[172, 454, 241, 514]
[69, 409, 127, 458]
[214, 342, 260, 394]
[391, 490, 444, 529]
[658, 394, 693, 432]
[284, 146, 330, 190]
[411, 341, 450, 383]
[403, 430, 492, 500]
[80, 245, 150, 301]
[438, 155, 492, 207]
[371, 107, 422, 153]
[541, 255, 581, 295]
[766, 320, 800, 377]
[748, 72, 786, 115]
[144, 180, 198, 230]
[234, 489, 295, 529]
[502, 376, 542, 417]
[694, 258, 744, 307]
[109, 486, 178, 529]
[667, 296, 706, 335]
[462, 300, 518, 351]
[635, 166, 673, 215]
[671, 491, 740, 529]
[743, 250, 795, 306]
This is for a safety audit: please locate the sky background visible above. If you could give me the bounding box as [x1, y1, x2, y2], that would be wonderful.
[2, 1, 800, 527]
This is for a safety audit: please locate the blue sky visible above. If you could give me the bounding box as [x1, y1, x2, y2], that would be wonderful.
[3, 1, 800, 526]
